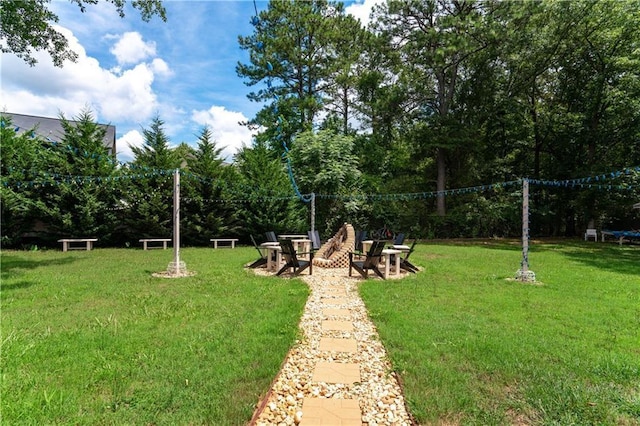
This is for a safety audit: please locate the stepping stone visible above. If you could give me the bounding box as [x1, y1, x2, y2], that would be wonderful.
[319, 337, 358, 353]
[312, 361, 361, 383]
[321, 287, 347, 296]
[300, 397, 361, 425]
[321, 297, 349, 306]
[322, 290, 347, 297]
[322, 320, 353, 331]
[322, 308, 351, 317]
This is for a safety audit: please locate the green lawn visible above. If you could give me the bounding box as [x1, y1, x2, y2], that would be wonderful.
[2, 242, 638, 425]
[360, 240, 640, 425]
[1, 247, 308, 425]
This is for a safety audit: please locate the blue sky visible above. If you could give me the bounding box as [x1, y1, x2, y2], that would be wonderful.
[1, 0, 378, 163]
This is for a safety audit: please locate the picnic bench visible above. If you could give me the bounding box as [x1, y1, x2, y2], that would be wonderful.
[58, 238, 98, 252]
[139, 238, 171, 250]
[210, 238, 239, 249]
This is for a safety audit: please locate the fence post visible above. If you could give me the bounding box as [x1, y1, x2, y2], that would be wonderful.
[516, 178, 535, 282]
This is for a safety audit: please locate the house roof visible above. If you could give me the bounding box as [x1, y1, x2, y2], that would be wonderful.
[2, 112, 116, 156]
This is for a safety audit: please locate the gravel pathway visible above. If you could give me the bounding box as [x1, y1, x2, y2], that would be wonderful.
[251, 267, 413, 425]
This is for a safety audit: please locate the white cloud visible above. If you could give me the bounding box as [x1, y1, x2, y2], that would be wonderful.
[191, 106, 257, 161]
[116, 129, 144, 163]
[110, 31, 156, 66]
[0, 25, 162, 127]
[150, 58, 172, 78]
[345, 0, 383, 27]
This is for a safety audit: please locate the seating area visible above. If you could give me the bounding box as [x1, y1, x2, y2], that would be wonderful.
[583, 227, 640, 245]
[246, 232, 314, 274]
[246, 228, 420, 280]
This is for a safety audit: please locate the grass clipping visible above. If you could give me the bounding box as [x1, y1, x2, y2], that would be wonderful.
[152, 261, 195, 278]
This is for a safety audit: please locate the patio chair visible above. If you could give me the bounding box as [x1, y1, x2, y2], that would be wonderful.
[584, 228, 598, 242]
[391, 233, 405, 246]
[247, 235, 269, 268]
[354, 230, 367, 255]
[307, 230, 321, 251]
[265, 231, 278, 242]
[349, 240, 385, 279]
[276, 239, 314, 276]
[398, 239, 418, 273]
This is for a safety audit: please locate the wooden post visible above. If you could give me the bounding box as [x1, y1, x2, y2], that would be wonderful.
[310, 192, 315, 235]
[522, 178, 529, 273]
[517, 178, 535, 282]
[173, 169, 180, 274]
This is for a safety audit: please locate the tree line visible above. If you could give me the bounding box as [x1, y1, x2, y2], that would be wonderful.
[2, 0, 639, 248]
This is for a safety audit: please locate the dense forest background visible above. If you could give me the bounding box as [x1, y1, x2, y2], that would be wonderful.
[2, 0, 639, 248]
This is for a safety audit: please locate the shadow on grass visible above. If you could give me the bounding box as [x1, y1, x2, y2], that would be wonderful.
[523, 239, 639, 276]
[0, 254, 77, 289]
[554, 246, 639, 276]
[427, 238, 639, 276]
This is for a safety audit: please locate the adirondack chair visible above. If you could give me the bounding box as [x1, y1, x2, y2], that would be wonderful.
[265, 231, 278, 242]
[349, 240, 385, 279]
[388, 233, 405, 249]
[307, 230, 321, 251]
[276, 239, 314, 276]
[247, 235, 269, 268]
[398, 239, 418, 273]
[354, 230, 367, 255]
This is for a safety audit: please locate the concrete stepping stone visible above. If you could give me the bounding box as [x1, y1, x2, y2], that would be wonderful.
[319, 337, 358, 353]
[300, 398, 361, 425]
[320, 289, 348, 297]
[322, 308, 351, 317]
[322, 320, 353, 331]
[312, 361, 361, 383]
[321, 297, 349, 306]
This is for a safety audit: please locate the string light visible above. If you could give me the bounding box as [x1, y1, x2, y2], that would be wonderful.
[4, 168, 637, 202]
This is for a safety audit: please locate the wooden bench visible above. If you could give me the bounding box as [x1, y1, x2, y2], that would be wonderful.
[58, 238, 98, 252]
[210, 238, 239, 249]
[139, 238, 171, 250]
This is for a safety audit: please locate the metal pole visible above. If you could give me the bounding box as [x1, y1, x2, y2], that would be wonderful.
[173, 169, 180, 274]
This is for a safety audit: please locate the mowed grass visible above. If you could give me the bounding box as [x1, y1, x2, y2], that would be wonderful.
[1, 247, 308, 425]
[360, 240, 640, 425]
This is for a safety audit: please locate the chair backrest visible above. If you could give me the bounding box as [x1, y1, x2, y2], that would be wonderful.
[265, 231, 277, 242]
[403, 239, 417, 260]
[250, 235, 265, 257]
[394, 233, 405, 245]
[585, 229, 597, 236]
[308, 230, 321, 250]
[355, 230, 365, 251]
[278, 239, 300, 266]
[363, 240, 385, 267]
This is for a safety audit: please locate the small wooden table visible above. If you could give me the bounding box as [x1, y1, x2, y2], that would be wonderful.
[58, 238, 98, 252]
[210, 238, 239, 249]
[361, 240, 374, 254]
[291, 238, 312, 259]
[139, 238, 171, 250]
[381, 249, 402, 279]
[279, 234, 308, 239]
[263, 244, 282, 272]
